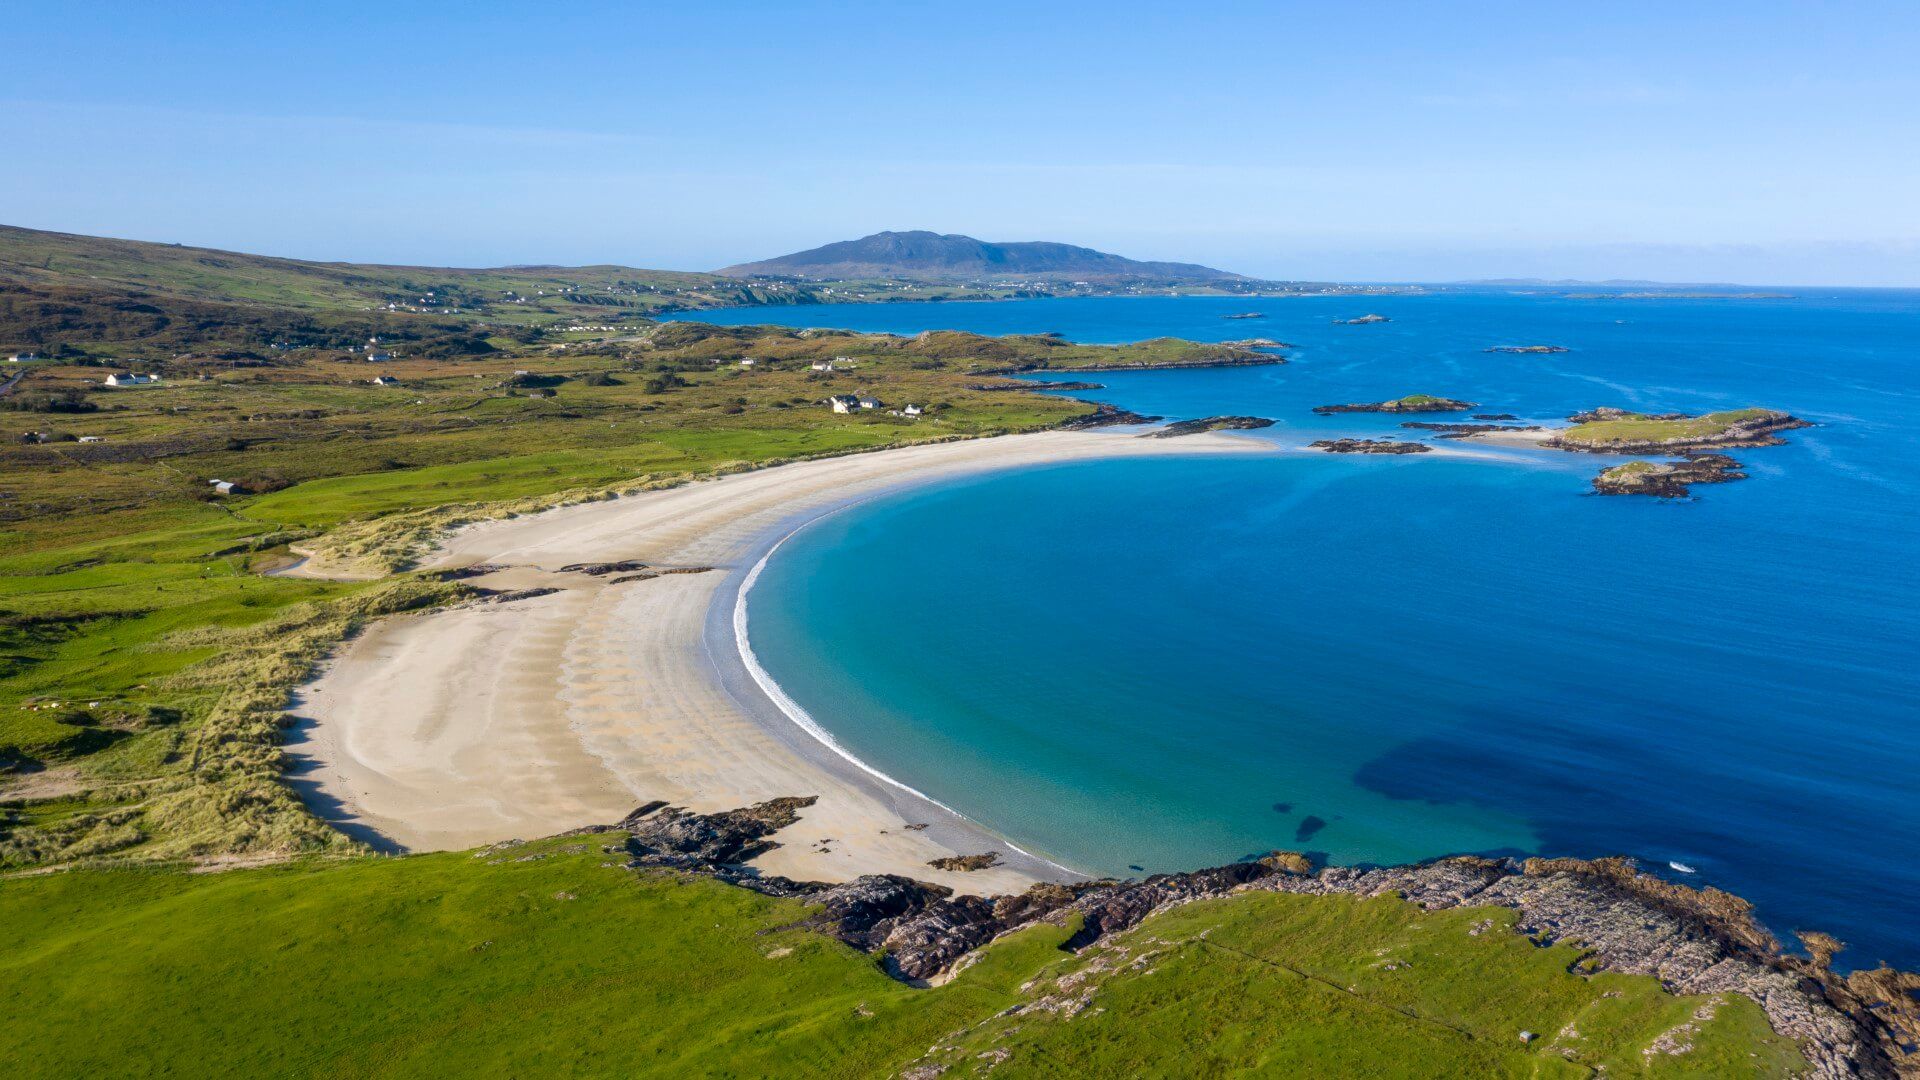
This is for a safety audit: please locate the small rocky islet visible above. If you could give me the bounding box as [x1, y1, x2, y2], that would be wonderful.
[1303, 393, 1810, 496]
[1144, 415, 1277, 438]
[1313, 394, 1478, 415]
[1310, 438, 1431, 454]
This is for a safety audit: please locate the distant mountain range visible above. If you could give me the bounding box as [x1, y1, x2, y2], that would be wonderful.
[718, 230, 1244, 284]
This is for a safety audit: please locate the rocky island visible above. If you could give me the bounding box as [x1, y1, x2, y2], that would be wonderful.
[1222, 311, 1266, 319]
[1335, 313, 1391, 325]
[1310, 438, 1432, 454]
[1314, 394, 1479, 414]
[1592, 455, 1745, 497]
[1544, 407, 1811, 453]
[1486, 344, 1570, 354]
[1145, 415, 1277, 438]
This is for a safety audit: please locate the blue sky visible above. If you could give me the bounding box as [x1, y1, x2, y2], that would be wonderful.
[4, 2, 1917, 284]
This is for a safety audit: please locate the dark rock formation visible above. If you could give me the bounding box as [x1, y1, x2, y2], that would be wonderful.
[1592, 454, 1745, 497]
[1057, 403, 1163, 429]
[1486, 345, 1570, 354]
[585, 801, 1916, 1076]
[1401, 421, 1544, 438]
[966, 380, 1106, 392]
[1310, 439, 1432, 454]
[620, 796, 817, 865]
[1144, 416, 1276, 438]
[1472, 413, 1519, 421]
[558, 559, 652, 576]
[1314, 396, 1477, 414]
[1222, 312, 1265, 319]
[433, 563, 511, 581]
[608, 567, 716, 585]
[973, 351, 1286, 376]
[1219, 338, 1292, 348]
[928, 852, 1002, 872]
[1335, 313, 1391, 325]
[1568, 406, 1682, 424]
[469, 587, 561, 604]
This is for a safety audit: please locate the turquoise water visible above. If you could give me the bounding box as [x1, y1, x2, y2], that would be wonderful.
[685, 291, 1920, 970]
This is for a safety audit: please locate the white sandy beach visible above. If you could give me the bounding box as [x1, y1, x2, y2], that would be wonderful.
[286, 429, 1270, 893]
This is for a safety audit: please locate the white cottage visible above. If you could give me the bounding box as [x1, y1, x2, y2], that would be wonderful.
[104, 373, 156, 387]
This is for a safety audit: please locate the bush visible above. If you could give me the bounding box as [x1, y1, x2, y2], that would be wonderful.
[1, 390, 98, 414]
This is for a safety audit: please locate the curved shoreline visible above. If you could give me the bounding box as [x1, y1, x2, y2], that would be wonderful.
[286, 430, 1273, 892]
[731, 514, 1080, 878]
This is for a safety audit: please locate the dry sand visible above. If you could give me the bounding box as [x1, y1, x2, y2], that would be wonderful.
[286, 429, 1271, 893]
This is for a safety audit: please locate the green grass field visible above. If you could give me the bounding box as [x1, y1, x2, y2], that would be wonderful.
[0, 836, 1803, 1078]
[1554, 408, 1777, 447]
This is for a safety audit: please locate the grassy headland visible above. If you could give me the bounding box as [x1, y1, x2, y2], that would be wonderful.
[0, 836, 1805, 1078]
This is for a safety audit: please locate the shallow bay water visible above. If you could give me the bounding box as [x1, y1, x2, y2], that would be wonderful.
[679, 290, 1920, 969]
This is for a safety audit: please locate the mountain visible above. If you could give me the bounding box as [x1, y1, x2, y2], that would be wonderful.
[718, 230, 1243, 283]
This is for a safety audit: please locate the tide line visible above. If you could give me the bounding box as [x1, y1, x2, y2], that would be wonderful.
[732, 516, 1078, 878]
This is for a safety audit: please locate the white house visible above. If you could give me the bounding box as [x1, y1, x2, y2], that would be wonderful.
[903, 404, 923, 417]
[367, 351, 394, 363]
[104, 373, 156, 387]
[738, 358, 756, 367]
[77, 435, 103, 443]
[210, 479, 238, 495]
[828, 394, 859, 414]
[857, 396, 881, 410]
[371, 375, 400, 386]
[7, 352, 36, 363]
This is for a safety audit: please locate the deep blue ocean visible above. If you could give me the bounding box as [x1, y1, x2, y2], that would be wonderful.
[673, 290, 1920, 970]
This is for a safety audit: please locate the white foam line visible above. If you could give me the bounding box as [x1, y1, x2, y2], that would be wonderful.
[733, 514, 1079, 877]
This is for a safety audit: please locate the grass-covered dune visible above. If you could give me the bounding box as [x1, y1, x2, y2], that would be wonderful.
[0, 836, 1807, 1078]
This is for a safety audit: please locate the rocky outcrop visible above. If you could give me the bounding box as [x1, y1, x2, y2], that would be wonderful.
[1592, 455, 1745, 497]
[558, 559, 653, 576]
[927, 852, 1002, 872]
[1486, 345, 1569, 354]
[966, 380, 1107, 392]
[1400, 421, 1544, 439]
[1310, 439, 1431, 454]
[585, 801, 1918, 1076]
[1335, 313, 1390, 325]
[616, 796, 818, 865]
[1548, 408, 1812, 454]
[1314, 395, 1477, 414]
[1057, 403, 1163, 429]
[1143, 416, 1275, 438]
